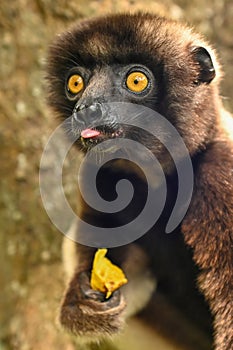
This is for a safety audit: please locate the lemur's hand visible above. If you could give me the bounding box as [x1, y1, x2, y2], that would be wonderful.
[59, 271, 126, 340]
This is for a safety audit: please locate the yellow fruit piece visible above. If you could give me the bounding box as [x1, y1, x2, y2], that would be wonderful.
[90, 248, 128, 299]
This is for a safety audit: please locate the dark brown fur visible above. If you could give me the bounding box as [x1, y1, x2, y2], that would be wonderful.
[46, 13, 233, 350]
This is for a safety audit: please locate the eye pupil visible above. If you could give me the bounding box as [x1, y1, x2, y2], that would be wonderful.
[134, 79, 139, 85]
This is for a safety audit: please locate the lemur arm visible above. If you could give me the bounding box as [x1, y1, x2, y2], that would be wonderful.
[182, 141, 233, 350]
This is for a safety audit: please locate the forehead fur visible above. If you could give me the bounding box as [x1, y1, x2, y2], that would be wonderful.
[47, 12, 221, 97]
[49, 13, 214, 69]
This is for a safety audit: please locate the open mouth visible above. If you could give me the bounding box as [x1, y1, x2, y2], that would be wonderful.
[80, 125, 124, 148]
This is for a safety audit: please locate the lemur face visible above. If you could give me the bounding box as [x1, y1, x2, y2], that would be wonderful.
[47, 13, 217, 158]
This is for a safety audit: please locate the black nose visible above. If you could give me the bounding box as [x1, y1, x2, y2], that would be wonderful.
[74, 102, 103, 113]
[72, 102, 104, 126]
[74, 102, 88, 112]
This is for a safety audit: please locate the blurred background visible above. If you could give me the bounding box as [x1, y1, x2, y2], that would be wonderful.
[0, 0, 232, 349]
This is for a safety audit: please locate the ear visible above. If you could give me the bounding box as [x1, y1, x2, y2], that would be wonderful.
[191, 46, 216, 84]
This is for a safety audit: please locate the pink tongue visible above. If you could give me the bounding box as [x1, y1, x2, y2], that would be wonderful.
[81, 128, 100, 139]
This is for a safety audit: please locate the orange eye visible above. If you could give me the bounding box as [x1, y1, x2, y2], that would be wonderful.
[126, 71, 149, 93]
[67, 74, 84, 94]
